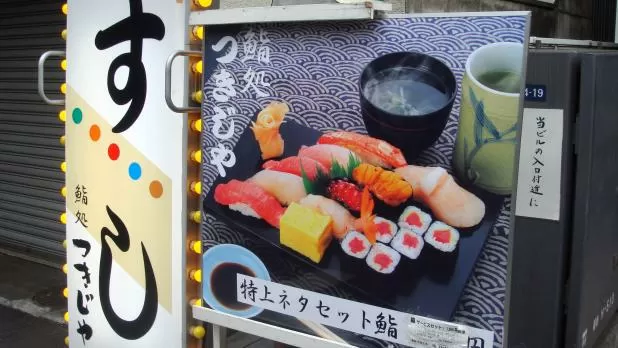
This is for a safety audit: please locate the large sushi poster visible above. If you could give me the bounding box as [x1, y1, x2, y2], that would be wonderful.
[200, 12, 530, 348]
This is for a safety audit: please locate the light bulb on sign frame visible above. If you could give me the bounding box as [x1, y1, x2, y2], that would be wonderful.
[61, 186, 67, 197]
[191, 150, 202, 163]
[190, 181, 201, 195]
[62, 264, 68, 274]
[191, 119, 202, 133]
[193, 0, 213, 9]
[61, 161, 67, 173]
[189, 269, 202, 283]
[61, 29, 67, 41]
[60, 135, 66, 145]
[61, 3, 67, 15]
[190, 325, 206, 339]
[190, 210, 201, 223]
[192, 26, 204, 41]
[59, 110, 66, 122]
[190, 240, 202, 254]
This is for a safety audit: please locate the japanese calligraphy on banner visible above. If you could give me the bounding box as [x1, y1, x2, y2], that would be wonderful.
[65, 0, 188, 346]
[515, 108, 564, 221]
[237, 275, 493, 348]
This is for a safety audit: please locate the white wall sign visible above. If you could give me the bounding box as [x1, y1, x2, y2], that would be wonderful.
[237, 275, 494, 348]
[515, 108, 563, 221]
[66, 0, 189, 346]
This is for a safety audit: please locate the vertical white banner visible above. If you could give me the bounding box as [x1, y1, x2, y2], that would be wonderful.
[515, 108, 563, 221]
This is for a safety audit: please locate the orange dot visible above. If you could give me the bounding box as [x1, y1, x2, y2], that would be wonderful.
[149, 180, 163, 198]
[89, 125, 101, 141]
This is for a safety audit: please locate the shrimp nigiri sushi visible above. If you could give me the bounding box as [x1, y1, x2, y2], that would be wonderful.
[249, 170, 307, 205]
[214, 180, 285, 228]
[396, 166, 486, 228]
[299, 194, 355, 239]
[262, 156, 327, 180]
[318, 131, 407, 169]
[298, 144, 360, 172]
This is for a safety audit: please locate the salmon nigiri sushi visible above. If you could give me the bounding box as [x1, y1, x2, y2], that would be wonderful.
[262, 156, 327, 180]
[298, 144, 360, 172]
[318, 131, 407, 169]
[214, 180, 285, 228]
[396, 166, 485, 228]
[249, 170, 307, 205]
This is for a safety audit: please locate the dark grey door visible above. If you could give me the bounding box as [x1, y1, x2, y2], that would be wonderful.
[0, 0, 66, 263]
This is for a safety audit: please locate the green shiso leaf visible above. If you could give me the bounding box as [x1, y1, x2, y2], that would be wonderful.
[330, 153, 361, 179]
[301, 162, 330, 195]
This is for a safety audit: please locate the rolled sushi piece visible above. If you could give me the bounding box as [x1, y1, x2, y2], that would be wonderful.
[390, 228, 424, 260]
[424, 221, 459, 253]
[398, 206, 432, 235]
[366, 243, 401, 274]
[341, 230, 371, 259]
[374, 216, 398, 244]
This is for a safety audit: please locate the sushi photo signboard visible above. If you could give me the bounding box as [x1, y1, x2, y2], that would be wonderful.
[200, 12, 531, 347]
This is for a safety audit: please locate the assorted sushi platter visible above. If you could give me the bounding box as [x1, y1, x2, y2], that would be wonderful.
[203, 102, 505, 320]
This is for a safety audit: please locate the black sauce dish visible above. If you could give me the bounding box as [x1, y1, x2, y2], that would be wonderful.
[359, 52, 457, 162]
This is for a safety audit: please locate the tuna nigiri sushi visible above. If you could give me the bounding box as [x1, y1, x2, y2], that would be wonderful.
[299, 194, 355, 239]
[318, 131, 407, 169]
[214, 180, 285, 228]
[395, 166, 486, 228]
[249, 170, 307, 205]
[298, 144, 360, 172]
[262, 156, 327, 180]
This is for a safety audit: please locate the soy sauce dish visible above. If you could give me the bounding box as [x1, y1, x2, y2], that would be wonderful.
[359, 52, 457, 161]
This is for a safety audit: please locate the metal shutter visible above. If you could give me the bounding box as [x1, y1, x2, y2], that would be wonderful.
[0, 0, 65, 264]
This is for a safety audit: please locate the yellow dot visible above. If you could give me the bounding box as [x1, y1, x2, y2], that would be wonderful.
[60, 213, 67, 224]
[191, 181, 201, 195]
[60, 135, 66, 145]
[61, 3, 68, 15]
[192, 60, 203, 74]
[60, 83, 67, 94]
[191, 119, 202, 133]
[193, 0, 212, 8]
[64, 337, 69, 346]
[190, 298, 203, 307]
[61, 29, 67, 40]
[190, 240, 202, 254]
[61, 161, 67, 173]
[190, 210, 201, 224]
[61, 59, 67, 71]
[62, 288, 68, 298]
[64, 312, 69, 322]
[61, 186, 67, 197]
[192, 26, 204, 40]
[191, 150, 202, 163]
[190, 269, 202, 283]
[62, 264, 68, 274]
[59, 110, 66, 122]
[62, 240, 67, 249]
[192, 90, 203, 104]
[190, 325, 206, 339]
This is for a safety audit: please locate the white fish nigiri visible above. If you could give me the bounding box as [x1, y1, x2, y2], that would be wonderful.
[298, 144, 359, 171]
[395, 165, 486, 228]
[249, 170, 307, 205]
[299, 194, 355, 239]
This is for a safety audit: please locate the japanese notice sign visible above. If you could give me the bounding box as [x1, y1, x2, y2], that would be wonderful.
[65, 0, 188, 346]
[515, 108, 564, 221]
[237, 275, 494, 348]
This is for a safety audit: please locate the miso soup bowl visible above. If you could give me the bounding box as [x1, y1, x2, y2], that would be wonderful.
[359, 52, 457, 161]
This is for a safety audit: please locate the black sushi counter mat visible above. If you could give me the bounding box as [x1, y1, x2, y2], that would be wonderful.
[203, 120, 504, 321]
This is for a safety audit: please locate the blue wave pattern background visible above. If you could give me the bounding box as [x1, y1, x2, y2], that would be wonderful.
[201, 15, 527, 347]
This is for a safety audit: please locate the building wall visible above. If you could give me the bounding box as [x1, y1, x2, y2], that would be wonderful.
[221, 0, 609, 41]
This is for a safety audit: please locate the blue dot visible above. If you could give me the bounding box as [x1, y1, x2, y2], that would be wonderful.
[128, 162, 142, 180]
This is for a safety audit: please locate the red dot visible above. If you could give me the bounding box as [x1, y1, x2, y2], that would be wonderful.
[108, 143, 120, 160]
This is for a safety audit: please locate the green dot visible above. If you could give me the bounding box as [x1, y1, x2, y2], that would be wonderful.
[72, 108, 83, 124]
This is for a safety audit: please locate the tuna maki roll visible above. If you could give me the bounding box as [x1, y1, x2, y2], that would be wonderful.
[341, 231, 371, 259]
[374, 216, 398, 244]
[398, 206, 432, 235]
[366, 243, 401, 274]
[391, 228, 424, 260]
[424, 221, 459, 253]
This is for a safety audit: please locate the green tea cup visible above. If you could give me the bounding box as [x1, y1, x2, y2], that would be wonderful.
[453, 42, 524, 195]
